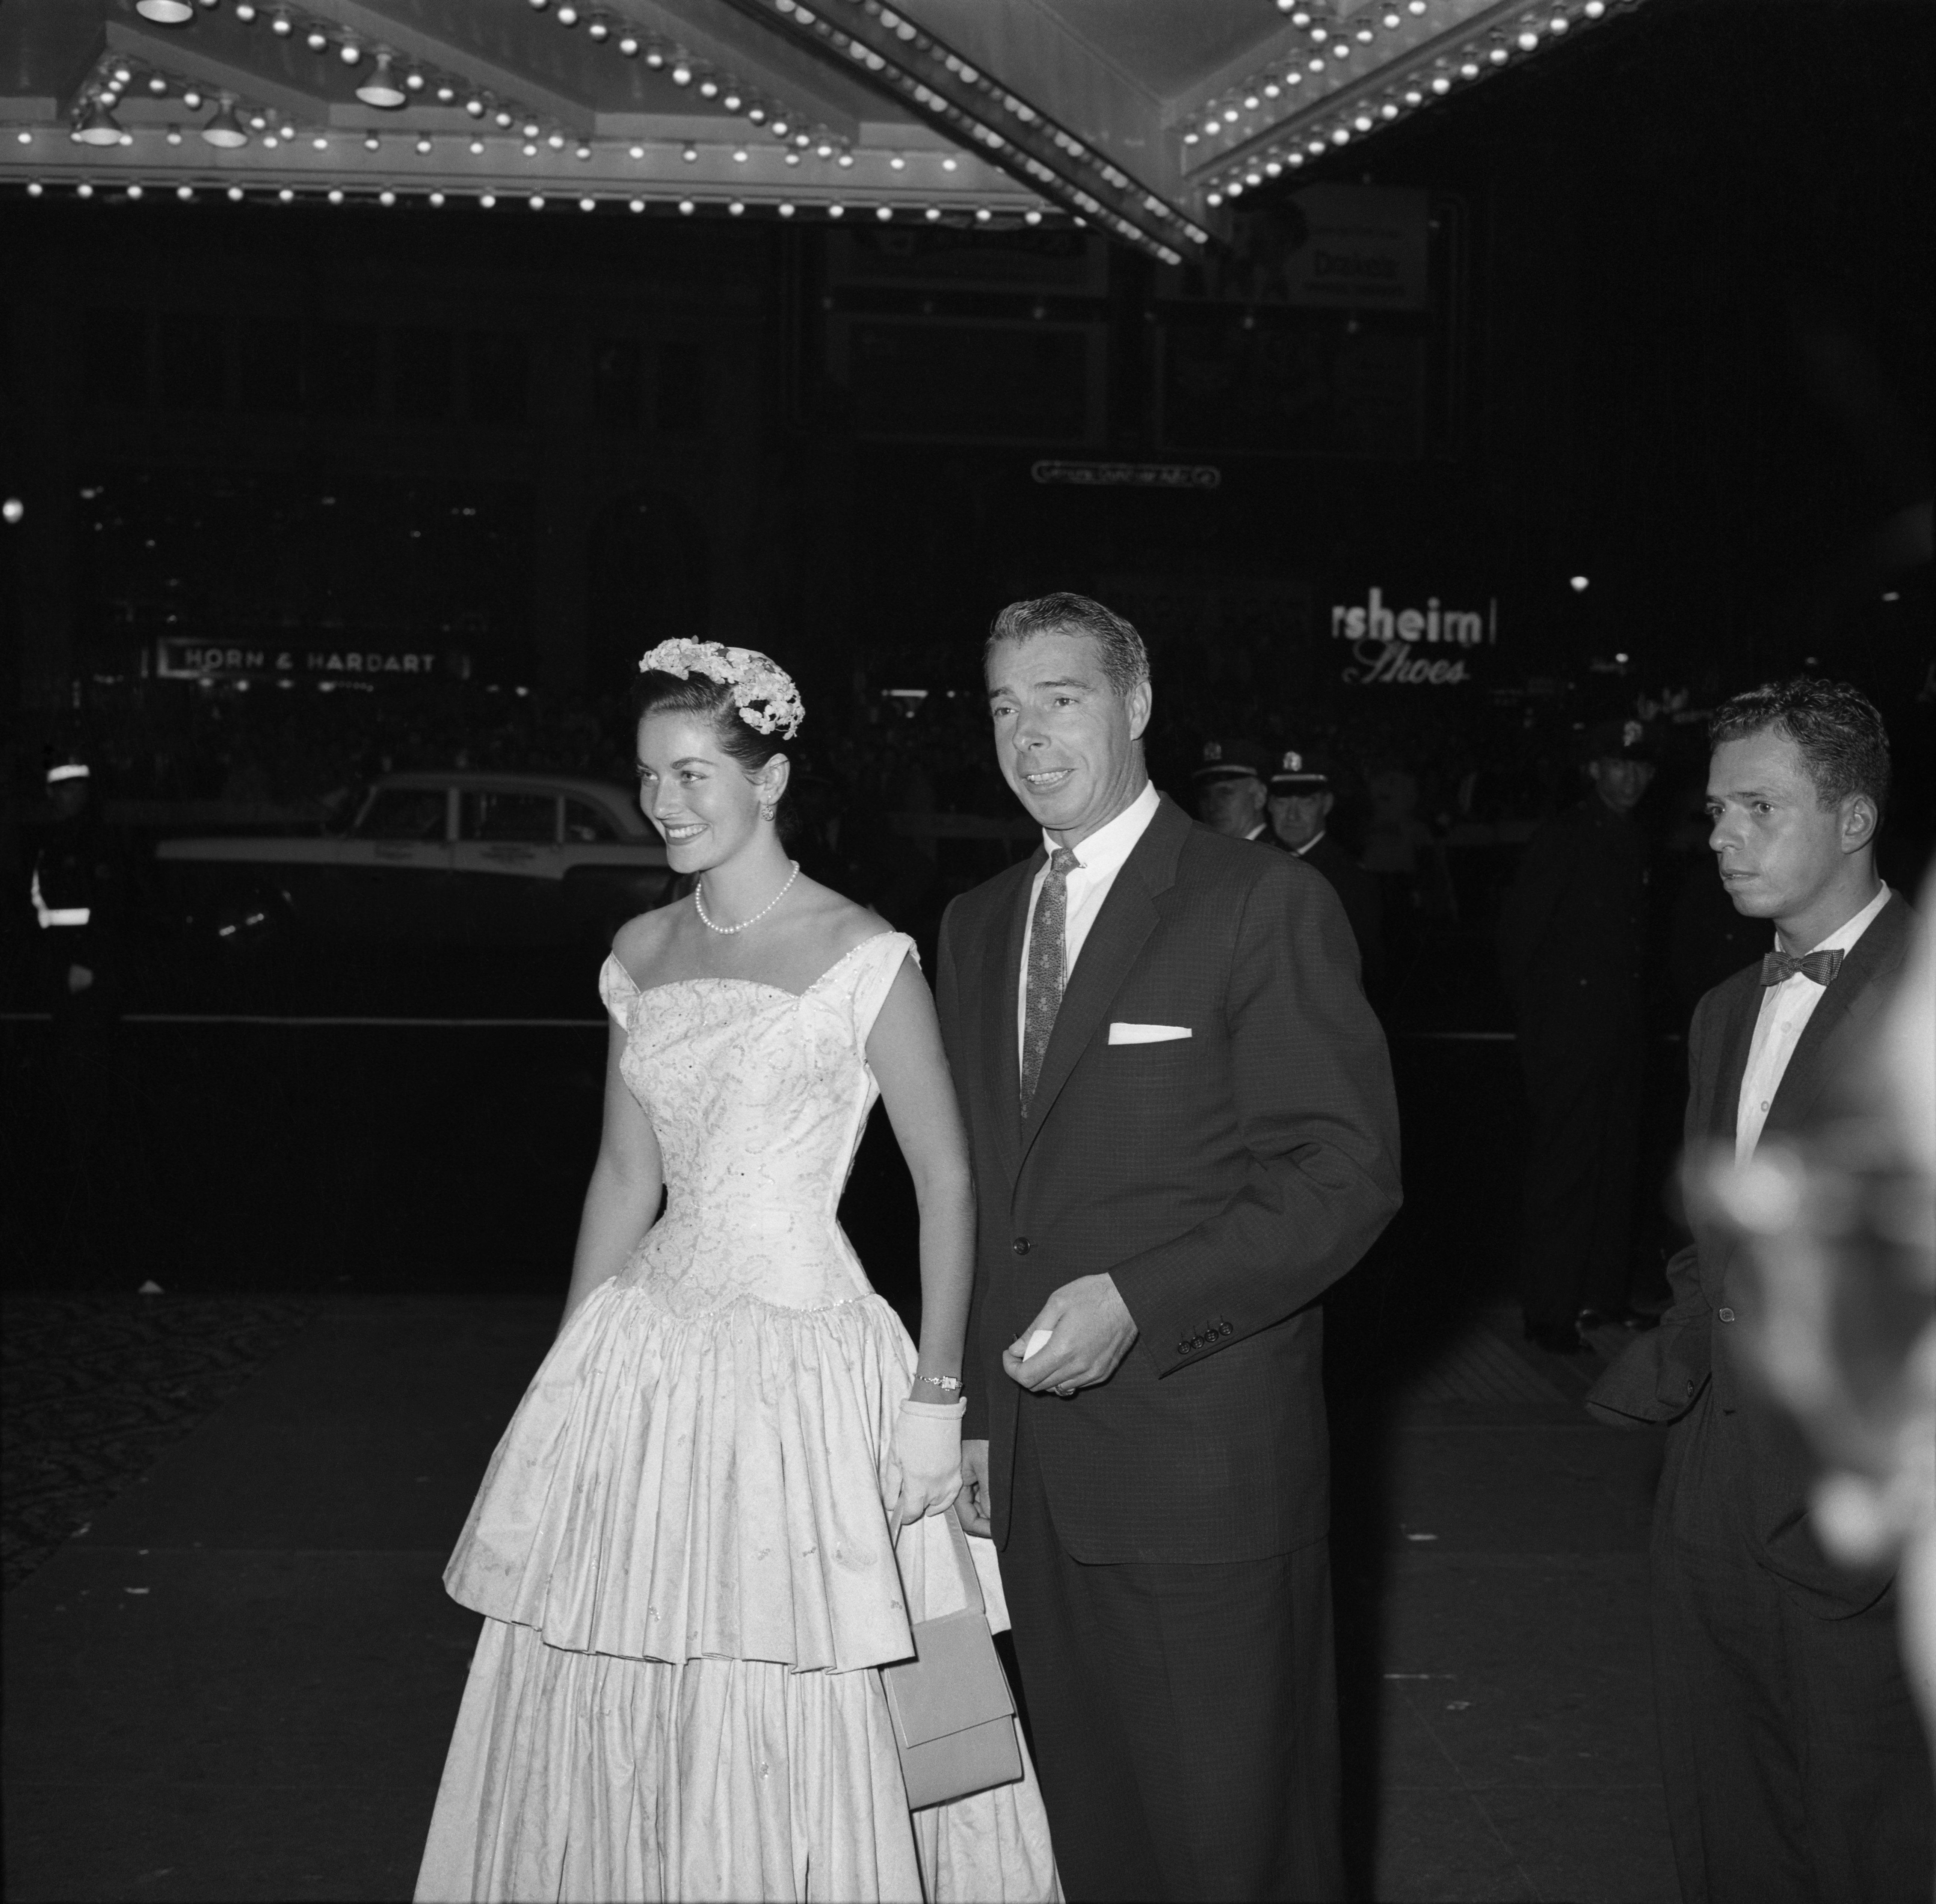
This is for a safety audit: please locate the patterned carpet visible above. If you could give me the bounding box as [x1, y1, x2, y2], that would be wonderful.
[1, 1295, 313, 1590]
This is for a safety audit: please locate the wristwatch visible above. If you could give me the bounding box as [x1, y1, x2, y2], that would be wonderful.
[912, 1373, 963, 1395]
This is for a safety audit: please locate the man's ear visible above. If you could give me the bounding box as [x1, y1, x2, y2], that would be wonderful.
[1841, 793, 1878, 854]
[1125, 680, 1153, 742]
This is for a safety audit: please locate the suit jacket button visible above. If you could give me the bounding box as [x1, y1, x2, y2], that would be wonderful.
[1012, 1237, 1031, 1256]
[1718, 1306, 1735, 1322]
[1220, 1322, 1233, 1337]
[1178, 1341, 1192, 1354]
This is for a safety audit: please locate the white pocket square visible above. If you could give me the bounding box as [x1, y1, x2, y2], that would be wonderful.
[1108, 1022, 1192, 1044]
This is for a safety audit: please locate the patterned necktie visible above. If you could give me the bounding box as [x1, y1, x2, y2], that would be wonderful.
[1021, 846, 1080, 1118]
[1760, 946, 1844, 988]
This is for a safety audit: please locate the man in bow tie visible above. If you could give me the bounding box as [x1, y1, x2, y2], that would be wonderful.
[1589, 676, 1930, 1904]
[935, 594, 1399, 1901]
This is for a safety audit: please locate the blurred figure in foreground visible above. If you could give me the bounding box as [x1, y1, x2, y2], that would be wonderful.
[1589, 679, 1932, 1904]
[1267, 746, 1385, 1000]
[1499, 718, 1660, 1351]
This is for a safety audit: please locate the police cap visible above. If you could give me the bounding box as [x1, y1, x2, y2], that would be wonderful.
[1269, 747, 1332, 793]
[1581, 718, 1659, 763]
[1193, 738, 1272, 785]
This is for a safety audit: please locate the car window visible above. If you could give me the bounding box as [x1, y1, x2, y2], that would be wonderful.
[564, 799, 619, 844]
[462, 791, 558, 844]
[357, 788, 448, 841]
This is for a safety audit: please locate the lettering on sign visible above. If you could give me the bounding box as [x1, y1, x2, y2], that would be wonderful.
[157, 640, 439, 681]
[1330, 586, 1496, 688]
[1031, 460, 1221, 490]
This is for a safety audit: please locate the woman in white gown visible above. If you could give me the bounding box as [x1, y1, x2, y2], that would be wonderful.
[416, 641, 1059, 1903]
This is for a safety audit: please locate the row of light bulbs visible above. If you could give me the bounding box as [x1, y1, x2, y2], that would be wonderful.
[16, 178, 1045, 224]
[762, 0, 1200, 264]
[1203, 0, 1614, 202]
[121, 0, 856, 171]
[1188, 0, 1434, 144]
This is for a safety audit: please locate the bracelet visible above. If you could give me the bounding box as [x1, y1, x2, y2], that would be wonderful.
[912, 1373, 963, 1394]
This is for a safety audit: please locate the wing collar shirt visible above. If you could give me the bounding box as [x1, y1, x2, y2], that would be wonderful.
[1735, 882, 1891, 1164]
[1017, 779, 1161, 1068]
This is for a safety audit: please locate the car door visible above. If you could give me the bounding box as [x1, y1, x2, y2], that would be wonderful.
[329, 784, 455, 940]
[559, 794, 674, 944]
[452, 789, 563, 946]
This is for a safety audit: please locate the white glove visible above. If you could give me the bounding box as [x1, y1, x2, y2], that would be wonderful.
[890, 1395, 965, 1528]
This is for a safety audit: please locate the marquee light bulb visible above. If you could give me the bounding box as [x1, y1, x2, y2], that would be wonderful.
[1570, 576, 1590, 592]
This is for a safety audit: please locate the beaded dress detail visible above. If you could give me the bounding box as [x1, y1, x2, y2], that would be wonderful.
[417, 932, 1059, 1903]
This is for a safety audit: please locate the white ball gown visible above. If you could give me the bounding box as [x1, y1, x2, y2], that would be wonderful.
[415, 931, 1060, 1902]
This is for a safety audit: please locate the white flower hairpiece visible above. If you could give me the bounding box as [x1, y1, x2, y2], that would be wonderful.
[637, 639, 805, 740]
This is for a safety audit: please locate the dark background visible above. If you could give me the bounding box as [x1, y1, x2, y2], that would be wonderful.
[2, 0, 1930, 1307]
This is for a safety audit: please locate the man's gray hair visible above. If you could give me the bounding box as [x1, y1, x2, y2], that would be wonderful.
[985, 592, 1151, 697]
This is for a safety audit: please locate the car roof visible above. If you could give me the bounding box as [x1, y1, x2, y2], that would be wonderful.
[375, 771, 642, 813]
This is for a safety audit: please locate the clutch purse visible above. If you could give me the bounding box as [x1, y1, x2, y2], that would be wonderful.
[882, 1509, 1024, 1811]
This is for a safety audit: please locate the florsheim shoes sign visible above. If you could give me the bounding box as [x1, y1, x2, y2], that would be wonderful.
[1329, 586, 1497, 687]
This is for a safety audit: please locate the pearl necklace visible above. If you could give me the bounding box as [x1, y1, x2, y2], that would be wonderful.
[695, 860, 800, 935]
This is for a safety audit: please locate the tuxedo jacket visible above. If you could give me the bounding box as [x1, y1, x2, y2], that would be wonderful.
[936, 794, 1401, 1564]
[1588, 891, 1915, 1613]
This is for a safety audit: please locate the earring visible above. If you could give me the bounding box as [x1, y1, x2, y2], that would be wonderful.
[759, 802, 776, 822]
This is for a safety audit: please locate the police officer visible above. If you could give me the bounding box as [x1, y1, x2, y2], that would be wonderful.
[1268, 746, 1386, 999]
[1498, 718, 1660, 1352]
[30, 756, 121, 1278]
[1192, 739, 1276, 842]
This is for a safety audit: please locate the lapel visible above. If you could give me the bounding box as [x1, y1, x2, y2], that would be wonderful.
[1707, 967, 1764, 1147]
[1765, 892, 1913, 1138]
[979, 850, 1040, 1191]
[1018, 796, 1190, 1172]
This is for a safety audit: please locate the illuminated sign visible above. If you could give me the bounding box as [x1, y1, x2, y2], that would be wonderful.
[1330, 586, 1496, 686]
[1032, 460, 1220, 490]
[156, 639, 442, 682]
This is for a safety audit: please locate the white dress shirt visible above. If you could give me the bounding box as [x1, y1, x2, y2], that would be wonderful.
[1735, 882, 1891, 1164]
[1017, 780, 1162, 1068]
[1291, 830, 1327, 858]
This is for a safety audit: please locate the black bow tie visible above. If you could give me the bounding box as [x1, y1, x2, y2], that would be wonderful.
[1761, 947, 1844, 988]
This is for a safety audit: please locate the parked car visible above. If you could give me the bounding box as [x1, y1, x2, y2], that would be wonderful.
[154, 771, 674, 955]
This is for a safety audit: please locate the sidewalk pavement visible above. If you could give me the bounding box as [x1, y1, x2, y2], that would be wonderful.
[2, 1297, 1678, 1903]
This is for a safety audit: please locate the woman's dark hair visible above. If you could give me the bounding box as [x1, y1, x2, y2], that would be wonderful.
[633, 666, 796, 831]
[1708, 677, 1891, 817]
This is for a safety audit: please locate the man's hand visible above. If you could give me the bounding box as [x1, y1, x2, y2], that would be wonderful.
[1003, 1273, 1139, 1397]
[67, 964, 94, 995]
[959, 1438, 992, 1536]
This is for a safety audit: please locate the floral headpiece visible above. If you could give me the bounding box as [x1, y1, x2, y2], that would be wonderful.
[637, 639, 805, 740]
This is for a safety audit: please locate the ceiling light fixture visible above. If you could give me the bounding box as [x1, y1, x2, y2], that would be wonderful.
[75, 100, 125, 146]
[201, 99, 249, 148]
[356, 52, 408, 109]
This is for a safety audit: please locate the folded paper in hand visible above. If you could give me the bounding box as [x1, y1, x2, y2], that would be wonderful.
[1108, 1022, 1192, 1044]
[883, 1511, 1023, 1810]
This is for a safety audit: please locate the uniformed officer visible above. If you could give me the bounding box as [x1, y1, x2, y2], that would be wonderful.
[1192, 739, 1276, 842]
[1268, 746, 1386, 998]
[1498, 717, 1661, 1352]
[30, 756, 121, 1278]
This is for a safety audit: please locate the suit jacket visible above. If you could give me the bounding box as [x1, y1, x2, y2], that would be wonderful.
[1587, 891, 1915, 1613]
[936, 793, 1401, 1564]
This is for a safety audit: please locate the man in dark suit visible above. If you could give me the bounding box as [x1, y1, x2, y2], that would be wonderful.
[935, 594, 1400, 1902]
[1588, 677, 1932, 1904]
[1267, 746, 1385, 999]
[1498, 717, 1661, 1351]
